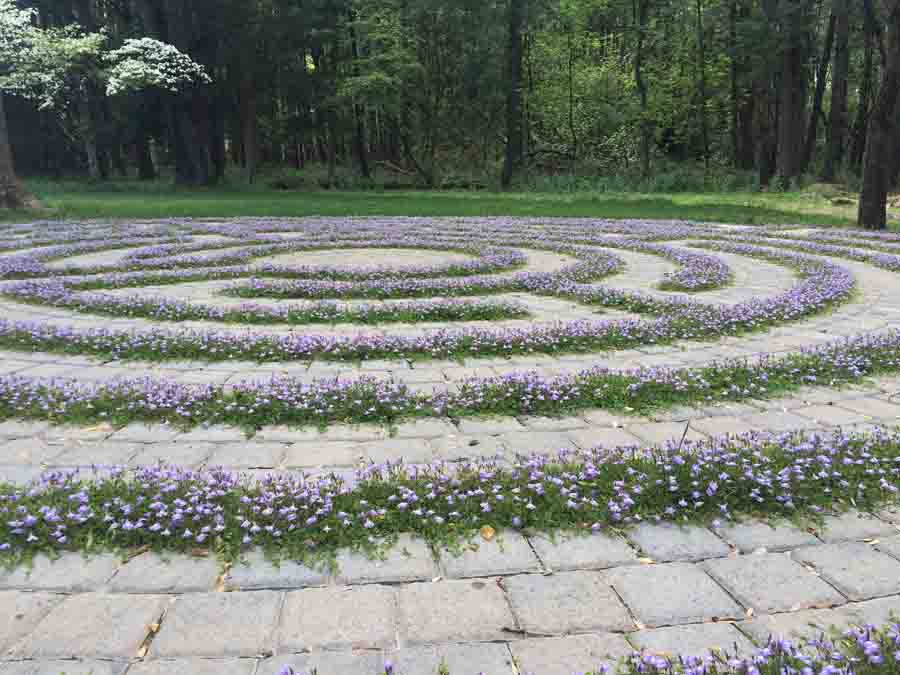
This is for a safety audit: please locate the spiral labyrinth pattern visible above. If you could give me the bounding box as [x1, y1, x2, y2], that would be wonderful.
[3, 217, 900, 673]
[2, 216, 900, 441]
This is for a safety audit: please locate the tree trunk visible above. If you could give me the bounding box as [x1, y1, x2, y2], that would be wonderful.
[729, 0, 740, 166]
[633, 0, 651, 178]
[694, 0, 710, 169]
[802, 11, 836, 172]
[501, 0, 526, 188]
[0, 94, 32, 209]
[732, 0, 756, 171]
[136, 134, 156, 180]
[858, 0, 900, 229]
[821, 0, 850, 181]
[348, 9, 371, 180]
[240, 75, 259, 184]
[777, 0, 811, 183]
[849, 24, 876, 171]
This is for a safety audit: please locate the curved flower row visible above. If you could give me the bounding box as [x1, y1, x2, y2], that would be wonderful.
[4, 235, 528, 280]
[220, 245, 621, 300]
[0, 235, 185, 278]
[1, 427, 897, 564]
[1, 283, 530, 325]
[0, 327, 898, 430]
[0, 243, 848, 362]
[697, 233, 900, 273]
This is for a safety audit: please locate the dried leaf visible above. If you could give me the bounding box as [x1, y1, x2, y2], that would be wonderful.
[480, 525, 496, 541]
[638, 557, 655, 565]
[148, 623, 160, 633]
[190, 548, 210, 558]
[136, 645, 148, 658]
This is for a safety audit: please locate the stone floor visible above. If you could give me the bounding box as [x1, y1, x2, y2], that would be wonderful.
[1, 511, 899, 675]
[2, 221, 900, 673]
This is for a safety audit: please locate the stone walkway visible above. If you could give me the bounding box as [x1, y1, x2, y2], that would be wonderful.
[2, 509, 899, 675]
[2, 221, 900, 673]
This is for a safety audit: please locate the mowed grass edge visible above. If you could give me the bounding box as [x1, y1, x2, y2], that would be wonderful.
[9, 184, 884, 227]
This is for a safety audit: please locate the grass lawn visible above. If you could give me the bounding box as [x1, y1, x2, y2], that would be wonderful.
[7, 178, 894, 227]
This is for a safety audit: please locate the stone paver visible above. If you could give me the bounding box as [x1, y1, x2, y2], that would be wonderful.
[150, 591, 281, 657]
[224, 549, 330, 590]
[0, 592, 63, 651]
[279, 586, 397, 651]
[568, 428, 640, 450]
[504, 571, 634, 635]
[838, 397, 900, 420]
[439, 531, 541, 578]
[716, 520, 820, 553]
[335, 535, 439, 584]
[528, 532, 638, 570]
[836, 595, 900, 626]
[129, 441, 215, 466]
[606, 563, 743, 627]
[391, 643, 514, 675]
[628, 422, 707, 446]
[205, 441, 286, 468]
[793, 543, 900, 601]
[108, 552, 219, 594]
[738, 608, 845, 644]
[704, 554, 845, 613]
[876, 535, 900, 560]
[626, 523, 730, 562]
[12, 593, 167, 659]
[128, 659, 258, 675]
[399, 579, 515, 644]
[510, 634, 633, 675]
[260, 652, 384, 675]
[630, 623, 755, 657]
[816, 511, 899, 543]
[0, 660, 130, 675]
[0, 553, 119, 592]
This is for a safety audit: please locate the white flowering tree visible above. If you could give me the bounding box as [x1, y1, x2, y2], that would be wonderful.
[0, 0, 210, 206]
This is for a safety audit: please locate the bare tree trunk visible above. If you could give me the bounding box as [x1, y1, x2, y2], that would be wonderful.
[822, 0, 850, 181]
[634, 0, 651, 178]
[0, 94, 32, 209]
[240, 75, 259, 184]
[777, 0, 811, 183]
[849, 24, 876, 171]
[136, 135, 156, 180]
[348, 9, 371, 180]
[696, 0, 710, 169]
[501, 0, 526, 188]
[803, 11, 836, 172]
[858, 0, 900, 229]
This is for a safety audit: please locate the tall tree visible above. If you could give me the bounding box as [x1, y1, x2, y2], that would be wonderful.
[858, 0, 900, 229]
[821, 0, 849, 180]
[633, 0, 651, 178]
[849, 10, 876, 171]
[777, 0, 812, 183]
[0, 94, 30, 208]
[501, 0, 526, 188]
[802, 9, 835, 172]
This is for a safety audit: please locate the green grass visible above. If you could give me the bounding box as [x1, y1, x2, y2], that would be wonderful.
[12, 179, 883, 227]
